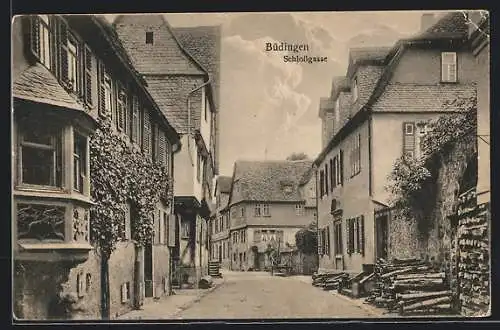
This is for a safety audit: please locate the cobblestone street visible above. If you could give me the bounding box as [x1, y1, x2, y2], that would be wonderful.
[119, 271, 389, 320]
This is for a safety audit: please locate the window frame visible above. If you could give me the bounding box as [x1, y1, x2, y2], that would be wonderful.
[17, 119, 63, 189]
[295, 203, 304, 216]
[72, 131, 88, 194]
[262, 204, 270, 217]
[66, 31, 80, 94]
[145, 31, 154, 45]
[441, 52, 457, 83]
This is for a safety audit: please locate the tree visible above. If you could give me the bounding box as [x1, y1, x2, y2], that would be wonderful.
[295, 222, 318, 255]
[286, 152, 309, 161]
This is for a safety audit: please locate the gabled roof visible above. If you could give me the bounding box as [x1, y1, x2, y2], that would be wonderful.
[91, 15, 141, 78]
[346, 46, 392, 78]
[13, 63, 85, 111]
[216, 176, 232, 194]
[230, 160, 313, 204]
[173, 26, 221, 111]
[113, 14, 206, 75]
[371, 83, 477, 113]
[411, 11, 469, 41]
[315, 11, 474, 166]
[349, 46, 392, 64]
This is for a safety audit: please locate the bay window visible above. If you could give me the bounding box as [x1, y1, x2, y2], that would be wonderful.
[73, 132, 87, 193]
[18, 120, 62, 188]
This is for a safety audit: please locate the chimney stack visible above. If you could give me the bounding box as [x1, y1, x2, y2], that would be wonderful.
[420, 13, 436, 32]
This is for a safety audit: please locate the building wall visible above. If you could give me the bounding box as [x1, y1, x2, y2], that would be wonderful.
[370, 112, 456, 205]
[62, 242, 136, 319]
[350, 65, 384, 117]
[390, 47, 477, 85]
[317, 121, 373, 273]
[11, 17, 30, 80]
[200, 87, 213, 151]
[474, 43, 490, 204]
[233, 202, 314, 227]
[173, 135, 204, 202]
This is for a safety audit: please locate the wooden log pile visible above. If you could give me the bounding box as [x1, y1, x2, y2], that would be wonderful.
[455, 189, 490, 316]
[365, 258, 453, 315]
[312, 272, 349, 291]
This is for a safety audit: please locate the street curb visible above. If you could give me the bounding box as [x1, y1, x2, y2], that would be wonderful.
[169, 278, 226, 318]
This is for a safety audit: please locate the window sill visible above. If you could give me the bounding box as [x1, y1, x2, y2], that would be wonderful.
[14, 188, 96, 205]
[440, 81, 458, 84]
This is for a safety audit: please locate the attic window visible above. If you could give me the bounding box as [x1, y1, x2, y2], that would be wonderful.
[146, 32, 154, 45]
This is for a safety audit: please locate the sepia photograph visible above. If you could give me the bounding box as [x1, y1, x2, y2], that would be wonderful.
[11, 9, 490, 322]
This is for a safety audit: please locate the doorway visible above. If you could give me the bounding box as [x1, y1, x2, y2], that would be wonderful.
[144, 242, 153, 298]
[376, 214, 389, 260]
[218, 245, 222, 263]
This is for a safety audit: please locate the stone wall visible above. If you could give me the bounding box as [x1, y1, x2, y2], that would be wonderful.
[388, 212, 425, 260]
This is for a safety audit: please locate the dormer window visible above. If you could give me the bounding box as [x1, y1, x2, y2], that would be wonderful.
[441, 52, 457, 83]
[352, 77, 358, 102]
[146, 31, 154, 45]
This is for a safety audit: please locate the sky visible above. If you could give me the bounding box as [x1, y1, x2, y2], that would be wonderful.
[107, 11, 448, 176]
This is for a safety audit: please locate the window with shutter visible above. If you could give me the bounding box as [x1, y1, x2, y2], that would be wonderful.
[319, 170, 324, 197]
[318, 228, 323, 255]
[66, 33, 79, 94]
[158, 129, 166, 167]
[330, 158, 334, 191]
[143, 110, 152, 156]
[59, 22, 69, 87]
[403, 122, 416, 158]
[441, 52, 457, 83]
[116, 85, 127, 132]
[332, 157, 337, 189]
[324, 163, 329, 195]
[83, 46, 93, 106]
[346, 219, 351, 255]
[131, 96, 139, 142]
[30, 16, 41, 60]
[326, 226, 331, 256]
[354, 217, 359, 253]
[30, 15, 52, 69]
[339, 150, 344, 185]
[359, 215, 365, 256]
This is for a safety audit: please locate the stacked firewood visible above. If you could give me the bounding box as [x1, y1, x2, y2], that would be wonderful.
[456, 189, 490, 316]
[312, 272, 349, 290]
[365, 258, 453, 315]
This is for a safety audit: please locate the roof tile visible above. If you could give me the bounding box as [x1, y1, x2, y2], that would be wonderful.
[13, 63, 85, 111]
[231, 160, 313, 204]
[371, 83, 477, 112]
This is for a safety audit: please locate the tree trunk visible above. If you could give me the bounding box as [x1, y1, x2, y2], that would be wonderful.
[100, 257, 110, 320]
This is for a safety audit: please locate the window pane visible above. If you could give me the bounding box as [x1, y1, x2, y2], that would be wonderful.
[22, 146, 56, 186]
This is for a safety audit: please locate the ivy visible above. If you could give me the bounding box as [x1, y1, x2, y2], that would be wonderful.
[89, 118, 171, 260]
[386, 95, 477, 222]
[295, 222, 318, 255]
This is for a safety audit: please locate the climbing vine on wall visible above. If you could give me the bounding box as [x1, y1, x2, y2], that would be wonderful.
[89, 118, 171, 260]
[387, 95, 477, 223]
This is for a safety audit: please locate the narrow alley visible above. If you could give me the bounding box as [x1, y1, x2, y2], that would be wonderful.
[119, 271, 388, 320]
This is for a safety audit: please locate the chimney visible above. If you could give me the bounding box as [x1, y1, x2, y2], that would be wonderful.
[420, 13, 436, 32]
